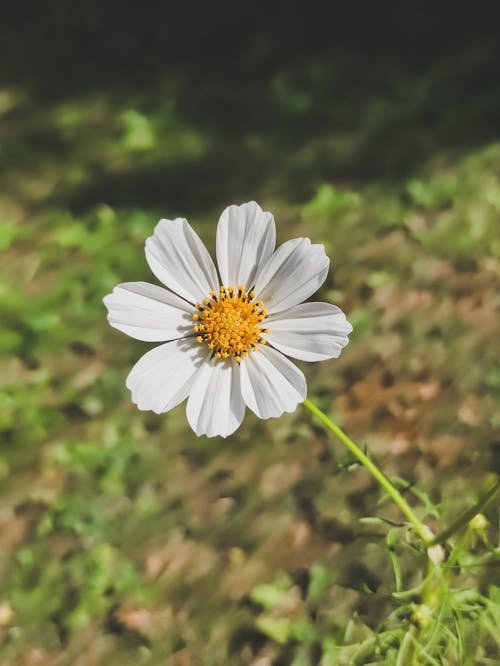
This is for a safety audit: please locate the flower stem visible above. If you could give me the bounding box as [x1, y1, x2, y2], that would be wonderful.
[428, 476, 500, 546]
[303, 399, 431, 546]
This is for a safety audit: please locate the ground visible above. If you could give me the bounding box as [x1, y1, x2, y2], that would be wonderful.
[1, 5, 499, 664]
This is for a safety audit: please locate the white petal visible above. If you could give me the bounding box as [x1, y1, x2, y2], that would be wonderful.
[103, 282, 193, 342]
[186, 359, 245, 438]
[145, 218, 219, 304]
[126, 338, 207, 414]
[253, 238, 329, 313]
[264, 302, 353, 361]
[216, 201, 276, 288]
[240, 345, 306, 419]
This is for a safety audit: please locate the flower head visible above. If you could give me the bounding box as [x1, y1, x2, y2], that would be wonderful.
[103, 202, 352, 437]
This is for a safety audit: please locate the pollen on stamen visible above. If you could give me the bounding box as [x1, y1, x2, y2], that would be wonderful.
[193, 285, 269, 361]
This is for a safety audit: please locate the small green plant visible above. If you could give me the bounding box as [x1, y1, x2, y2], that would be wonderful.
[252, 480, 500, 665]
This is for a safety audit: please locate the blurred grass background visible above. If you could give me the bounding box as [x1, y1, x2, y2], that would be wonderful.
[1, 3, 500, 664]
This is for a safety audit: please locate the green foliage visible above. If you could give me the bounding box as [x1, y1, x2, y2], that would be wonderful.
[303, 184, 361, 220]
[406, 176, 458, 208]
[250, 515, 500, 664]
[11, 542, 142, 636]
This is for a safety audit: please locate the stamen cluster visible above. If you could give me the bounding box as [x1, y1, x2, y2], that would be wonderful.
[193, 285, 269, 362]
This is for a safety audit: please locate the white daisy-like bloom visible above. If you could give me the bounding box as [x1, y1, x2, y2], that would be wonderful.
[103, 202, 352, 438]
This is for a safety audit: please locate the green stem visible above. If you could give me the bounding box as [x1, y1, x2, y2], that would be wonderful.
[303, 399, 431, 546]
[429, 476, 500, 546]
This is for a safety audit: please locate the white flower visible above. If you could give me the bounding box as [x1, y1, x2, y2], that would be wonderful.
[103, 202, 352, 438]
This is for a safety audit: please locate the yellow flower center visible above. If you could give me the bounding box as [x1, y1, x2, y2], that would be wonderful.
[193, 285, 269, 362]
